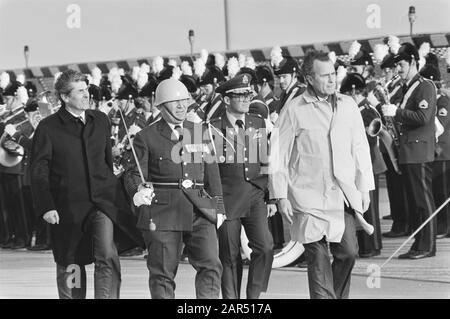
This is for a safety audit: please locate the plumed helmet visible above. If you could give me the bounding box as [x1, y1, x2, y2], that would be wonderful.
[154, 78, 190, 107]
[340, 73, 366, 94]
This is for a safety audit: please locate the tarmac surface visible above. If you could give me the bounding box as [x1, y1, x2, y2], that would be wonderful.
[1, 185, 449, 299]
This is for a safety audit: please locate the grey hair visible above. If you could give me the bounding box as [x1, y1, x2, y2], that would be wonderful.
[54, 69, 87, 103]
[300, 50, 332, 78]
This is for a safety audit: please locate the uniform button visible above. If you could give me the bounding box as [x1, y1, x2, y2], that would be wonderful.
[331, 186, 337, 190]
[159, 157, 162, 160]
[184, 173, 188, 177]
[181, 151, 184, 155]
[245, 168, 248, 172]
[244, 157, 248, 161]
[154, 199, 158, 203]
[415, 140, 418, 143]
[244, 147, 247, 151]
[400, 133, 403, 136]
[230, 131, 234, 135]
[183, 162, 187, 166]
[246, 177, 250, 181]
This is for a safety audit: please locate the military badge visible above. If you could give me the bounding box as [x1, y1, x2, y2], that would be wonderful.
[438, 108, 448, 117]
[418, 100, 429, 109]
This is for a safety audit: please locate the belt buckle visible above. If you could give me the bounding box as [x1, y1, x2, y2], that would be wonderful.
[181, 179, 194, 189]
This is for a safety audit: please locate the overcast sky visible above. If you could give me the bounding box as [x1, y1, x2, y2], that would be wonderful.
[0, 0, 449, 70]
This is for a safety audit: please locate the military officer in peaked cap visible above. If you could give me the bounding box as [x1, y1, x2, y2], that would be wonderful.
[210, 74, 274, 299]
[382, 42, 438, 259]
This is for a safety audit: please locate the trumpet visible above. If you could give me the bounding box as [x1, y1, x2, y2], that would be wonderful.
[372, 83, 400, 147]
[362, 104, 401, 174]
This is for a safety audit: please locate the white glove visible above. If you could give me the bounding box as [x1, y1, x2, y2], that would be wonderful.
[133, 186, 155, 207]
[186, 111, 203, 123]
[4, 124, 16, 136]
[216, 213, 227, 229]
[128, 123, 142, 137]
[381, 103, 397, 117]
[269, 112, 278, 124]
[366, 91, 380, 107]
[98, 102, 112, 115]
[43, 210, 59, 224]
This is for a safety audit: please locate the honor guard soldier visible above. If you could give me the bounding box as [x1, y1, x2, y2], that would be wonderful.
[421, 63, 450, 239]
[272, 56, 306, 114]
[124, 78, 226, 299]
[0, 80, 30, 249]
[210, 74, 274, 299]
[382, 43, 438, 259]
[340, 73, 384, 258]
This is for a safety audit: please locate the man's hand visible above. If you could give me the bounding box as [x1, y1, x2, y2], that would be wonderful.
[267, 203, 277, 217]
[133, 184, 155, 207]
[216, 213, 226, 229]
[277, 198, 293, 224]
[4, 124, 16, 136]
[362, 191, 370, 213]
[381, 103, 397, 117]
[43, 210, 59, 224]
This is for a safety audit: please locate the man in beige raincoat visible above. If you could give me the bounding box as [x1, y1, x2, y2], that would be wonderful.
[269, 50, 374, 299]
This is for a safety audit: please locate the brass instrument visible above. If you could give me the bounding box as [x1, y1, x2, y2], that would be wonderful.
[372, 83, 400, 147]
[0, 118, 29, 167]
[362, 103, 401, 174]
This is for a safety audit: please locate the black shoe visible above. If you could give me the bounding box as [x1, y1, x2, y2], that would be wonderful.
[382, 215, 393, 220]
[119, 247, 144, 257]
[398, 251, 416, 259]
[359, 250, 381, 258]
[27, 244, 51, 251]
[409, 251, 435, 260]
[1, 239, 15, 249]
[383, 231, 408, 238]
[436, 233, 449, 239]
[11, 239, 27, 250]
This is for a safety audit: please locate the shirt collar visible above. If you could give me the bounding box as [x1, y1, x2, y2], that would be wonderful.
[66, 109, 86, 123]
[226, 111, 245, 128]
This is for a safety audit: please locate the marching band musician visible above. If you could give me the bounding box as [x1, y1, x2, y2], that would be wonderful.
[381, 43, 437, 259]
[8, 98, 50, 251]
[210, 74, 274, 299]
[0, 80, 30, 249]
[196, 66, 226, 121]
[420, 62, 450, 239]
[340, 73, 384, 258]
[272, 56, 306, 114]
[123, 78, 226, 299]
[378, 53, 410, 237]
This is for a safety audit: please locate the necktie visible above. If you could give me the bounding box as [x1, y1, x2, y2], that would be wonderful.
[402, 83, 408, 95]
[235, 119, 244, 130]
[77, 116, 85, 126]
[174, 125, 183, 142]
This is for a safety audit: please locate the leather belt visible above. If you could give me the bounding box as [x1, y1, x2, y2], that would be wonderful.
[152, 179, 204, 189]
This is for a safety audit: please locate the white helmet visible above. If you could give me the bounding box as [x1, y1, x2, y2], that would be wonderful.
[154, 78, 189, 107]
